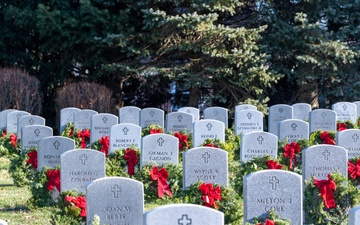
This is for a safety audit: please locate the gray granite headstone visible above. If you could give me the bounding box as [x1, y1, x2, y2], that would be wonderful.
[110, 123, 141, 153]
[240, 131, 278, 162]
[86, 177, 144, 225]
[141, 133, 179, 168]
[183, 147, 228, 189]
[0, 219, 7, 225]
[90, 113, 118, 144]
[166, 112, 194, 133]
[278, 119, 309, 143]
[144, 204, 224, 225]
[235, 104, 257, 112]
[302, 144, 348, 181]
[119, 106, 141, 125]
[6, 110, 30, 134]
[349, 205, 360, 225]
[0, 109, 16, 130]
[60, 149, 105, 193]
[178, 107, 200, 122]
[37, 136, 75, 170]
[336, 129, 360, 159]
[140, 107, 164, 128]
[244, 170, 303, 225]
[234, 109, 263, 135]
[268, 104, 293, 136]
[73, 109, 98, 131]
[203, 107, 229, 128]
[332, 102, 357, 124]
[21, 125, 53, 152]
[309, 109, 337, 133]
[292, 103, 311, 121]
[60, 107, 81, 134]
[353, 101, 360, 117]
[17, 115, 45, 140]
[193, 119, 225, 147]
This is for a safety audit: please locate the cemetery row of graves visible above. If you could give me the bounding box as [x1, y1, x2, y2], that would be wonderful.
[2, 102, 360, 224]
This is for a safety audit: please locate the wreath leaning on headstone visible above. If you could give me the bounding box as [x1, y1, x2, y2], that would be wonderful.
[304, 171, 360, 224]
[245, 210, 291, 225]
[106, 147, 141, 178]
[9, 147, 38, 186]
[277, 139, 309, 174]
[182, 181, 243, 225]
[52, 190, 86, 225]
[0, 132, 20, 156]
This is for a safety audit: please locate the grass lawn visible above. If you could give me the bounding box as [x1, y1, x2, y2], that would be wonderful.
[0, 157, 55, 225]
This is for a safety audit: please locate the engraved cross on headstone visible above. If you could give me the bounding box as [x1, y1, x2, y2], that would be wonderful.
[186, 110, 191, 114]
[84, 113, 89, 119]
[353, 134, 359, 142]
[269, 176, 279, 190]
[206, 123, 212, 131]
[343, 104, 347, 111]
[53, 140, 60, 150]
[16, 114, 21, 118]
[178, 214, 192, 225]
[257, 136, 264, 145]
[102, 117, 108, 123]
[150, 111, 155, 117]
[202, 152, 210, 163]
[157, 138, 164, 147]
[279, 108, 284, 113]
[291, 123, 297, 131]
[79, 154, 88, 165]
[111, 184, 121, 198]
[321, 112, 326, 119]
[122, 127, 129, 135]
[214, 110, 218, 116]
[323, 150, 330, 160]
[29, 119, 34, 125]
[34, 129, 40, 137]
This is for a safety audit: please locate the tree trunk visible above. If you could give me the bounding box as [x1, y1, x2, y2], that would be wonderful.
[188, 85, 199, 107]
[297, 81, 319, 109]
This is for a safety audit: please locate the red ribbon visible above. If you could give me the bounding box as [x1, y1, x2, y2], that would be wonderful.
[65, 195, 86, 217]
[150, 128, 163, 134]
[337, 123, 348, 131]
[2, 129, 7, 137]
[77, 129, 90, 148]
[150, 166, 172, 198]
[283, 142, 301, 170]
[257, 220, 275, 225]
[46, 169, 61, 192]
[205, 143, 219, 148]
[9, 134, 17, 148]
[123, 148, 138, 175]
[320, 131, 335, 145]
[313, 174, 337, 209]
[266, 160, 283, 169]
[99, 136, 110, 157]
[199, 183, 221, 209]
[26, 150, 38, 169]
[348, 159, 360, 180]
[174, 132, 189, 150]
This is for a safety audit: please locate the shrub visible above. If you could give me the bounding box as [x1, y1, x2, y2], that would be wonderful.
[0, 67, 42, 114]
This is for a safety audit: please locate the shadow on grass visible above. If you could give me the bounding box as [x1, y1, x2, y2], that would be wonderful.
[0, 204, 30, 212]
[0, 184, 14, 187]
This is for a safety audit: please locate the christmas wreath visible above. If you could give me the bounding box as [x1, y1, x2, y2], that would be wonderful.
[245, 210, 291, 225]
[106, 147, 140, 177]
[29, 166, 60, 207]
[91, 135, 110, 157]
[135, 163, 183, 205]
[200, 138, 235, 162]
[277, 139, 309, 174]
[61, 122, 90, 148]
[182, 181, 243, 225]
[8, 147, 38, 186]
[142, 124, 164, 136]
[336, 120, 356, 131]
[347, 157, 360, 187]
[304, 172, 360, 224]
[309, 130, 336, 145]
[52, 190, 86, 225]
[0, 132, 20, 156]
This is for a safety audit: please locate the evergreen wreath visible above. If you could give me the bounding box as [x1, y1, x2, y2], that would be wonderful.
[200, 138, 235, 162]
[182, 181, 243, 225]
[106, 147, 141, 177]
[142, 124, 164, 136]
[309, 130, 336, 145]
[245, 210, 291, 225]
[336, 120, 356, 131]
[52, 190, 86, 225]
[277, 139, 309, 174]
[29, 166, 60, 207]
[9, 147, 38, 186]
[90, 135, 110, 157]
[135, 163, 183, 205]
[0, 132, 20, 156]
[304, 172, 360, 224]
[61, 122, 90, 148]
[348, 157, 360, 187]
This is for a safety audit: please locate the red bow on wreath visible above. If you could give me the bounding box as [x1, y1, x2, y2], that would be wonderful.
[348, 159, 360, 180]
[26, 150, 38, 169]
[199, 183, 221, 209]
[77, 129, 90, 148]
[257, 219, 275, 225]
[10, 134, 17, 148]
[174, 132, 189, 151]
[150, 128, 163, 134]
[283, 142, 300, 170]
[123, 148, 138, 176]
[46, 169, 60, 192]
[313, 174, 337, 209]
[320, 131, 335, 145]
[65, 195, 86, 217]
[266, 160, 283, 169]
[150, 166, 172, 198]
[99, 136, 110, 157]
